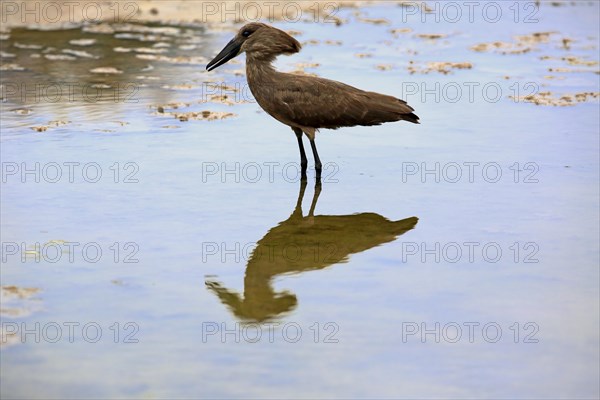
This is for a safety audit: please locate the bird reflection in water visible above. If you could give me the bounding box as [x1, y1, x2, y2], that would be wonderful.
[206, 181, 418, 322]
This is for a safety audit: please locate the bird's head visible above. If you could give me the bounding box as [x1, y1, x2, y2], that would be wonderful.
[206, 23, 301, 71]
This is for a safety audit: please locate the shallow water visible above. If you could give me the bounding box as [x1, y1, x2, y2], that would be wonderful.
[1, 2, 599, 399]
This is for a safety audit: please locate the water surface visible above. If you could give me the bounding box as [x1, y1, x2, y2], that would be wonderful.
[1, 2, 599, 398]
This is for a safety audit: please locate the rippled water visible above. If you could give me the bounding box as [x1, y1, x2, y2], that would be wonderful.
[1, 2, 599, 399]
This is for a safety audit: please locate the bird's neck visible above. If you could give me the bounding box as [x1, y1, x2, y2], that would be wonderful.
[246, 56, 277, 85]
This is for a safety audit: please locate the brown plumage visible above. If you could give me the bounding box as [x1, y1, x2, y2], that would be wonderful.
[206, 22, 419, 179]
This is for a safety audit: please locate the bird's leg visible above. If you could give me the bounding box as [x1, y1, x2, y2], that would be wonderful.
[308, 179, 322, 220]
[292, 127, 308, 180]
[309, 139, 322, 182]
[291, 178, 308, 218]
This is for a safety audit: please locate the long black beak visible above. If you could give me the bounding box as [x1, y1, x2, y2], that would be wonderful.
[206, 38, 241, 71]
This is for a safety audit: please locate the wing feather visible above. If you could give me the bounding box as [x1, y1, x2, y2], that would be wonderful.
[267, 73, 419, 129]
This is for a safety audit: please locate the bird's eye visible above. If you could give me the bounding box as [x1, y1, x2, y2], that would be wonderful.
[242, 30, 252, 37]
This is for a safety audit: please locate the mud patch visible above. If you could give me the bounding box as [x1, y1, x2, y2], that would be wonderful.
[0, 63, 25, 71]
[135, 54, 206, 65]
[90, 67, 123, 74]
[510, 91, 600, 106]
[415, 33, 448, 40]
[1, 286, 43, 347]
[44, 54, 77, 61]
[470, 32, 562, 55]
[62, 49, 98, 59]
[30, 120, 71, 132]
[1, 286, 42, 319]
[69, 38, 96, 46]
[408, 61, 473, 74]
[375, 64, 393, 71]
[158, 110, 237, 122]
[390, 28, 412, 37]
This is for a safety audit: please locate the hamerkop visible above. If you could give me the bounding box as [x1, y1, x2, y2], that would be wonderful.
[206, 22, 419, 180]
[206, 180, 419, 321]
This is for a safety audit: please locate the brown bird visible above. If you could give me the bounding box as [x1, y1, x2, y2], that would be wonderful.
[206, 22, 419, 180]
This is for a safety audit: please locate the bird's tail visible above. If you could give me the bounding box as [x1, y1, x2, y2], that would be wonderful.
[391, 216, 419, 235]
[364, 92, 420, 125]
[401, 112, 420, 124]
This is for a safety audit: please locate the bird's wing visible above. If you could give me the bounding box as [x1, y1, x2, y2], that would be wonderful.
[271, 74, 418, 129]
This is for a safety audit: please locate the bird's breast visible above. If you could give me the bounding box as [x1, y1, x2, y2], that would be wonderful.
[247, 79, 294, 126]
